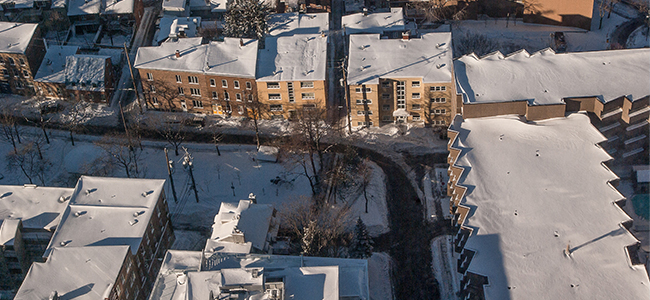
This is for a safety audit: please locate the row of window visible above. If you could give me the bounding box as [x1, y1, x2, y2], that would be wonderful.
[146, 73, 254, 90]
[268, 92, 315, 100]
[2, 69, 30, 78]
[379, 93, 446, 101]
[268, 104, 316, 111]
[379, 81, 447, 92]
[267, 81, 313, 89]
[0, 56, 26, 66]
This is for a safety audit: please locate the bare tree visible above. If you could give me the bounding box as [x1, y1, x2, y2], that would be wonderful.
[410, 0, 456, 23]
[243, 89, 266, 150]
[358, 158, 373, 214]
[62, 98, 91, 146]
[6, 142, 51, 185]
[152, 115, 187, 156]
[95, 133, 145, 178]
[0, 110, 20, 153]
[454, 32, 500, 57]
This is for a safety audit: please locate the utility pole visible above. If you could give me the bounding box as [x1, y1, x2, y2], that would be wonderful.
[341, 56, 352, 134]
[164, 148, 178, 203]
[124, 43, 143, 114]
[182, 148, 199, 203]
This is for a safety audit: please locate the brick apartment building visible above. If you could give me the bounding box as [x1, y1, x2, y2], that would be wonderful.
[347, 32, 455, 127]
[256, 33, 328, 120]
[0, 22, 46, 96]
[12, 176, 175, 299]
[64, 54, 114, 103]
[0, 185, 73, 292]
[33, 45, 80, 99]
[135, 37, 259, 117]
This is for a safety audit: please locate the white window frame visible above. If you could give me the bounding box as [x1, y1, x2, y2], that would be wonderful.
[268, 93, 281, 100]
[432, 97, 446, 103]
[188, 76, 199, 84]
[236, 93, 242, 101]
[222, 80, 228, 88]
[176, 75, 182, 83]
[412, 93, 421, 99]
[192, 100, 203, 108]
[300, 81, 314, 88]
[212, 91, 219, 99]
[355, 87, 372, 93]
[269, 104, 283, 111]
[267, 82, 280, 89]
[190, 88, 201, 97]
[302, 92, 315, 100]
[412, 104, 421, 110]
[210, 79, 216, 87]
[246, 81, 252, 89]
[412, 81, 420, 87]
[356, 99, 372, 105]
[234, 80, 240, 89]
[178, 87, 184, 95]
[147, 73, 153, 81]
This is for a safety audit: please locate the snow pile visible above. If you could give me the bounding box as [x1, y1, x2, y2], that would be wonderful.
[0, 22, 38, 54]
[347, 32, 453, 85]
[450, 113, 650, 299]
[455, 48, 650, 105]
[342, 8, 405, 35]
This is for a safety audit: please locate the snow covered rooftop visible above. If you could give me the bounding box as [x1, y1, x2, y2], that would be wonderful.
[0, 0, 34, 10]
[256, 34, 327, 82]
[67, 0, 101, 16]
[34, 45, 80, 84]
[44, 176, 165, 257]
[156, 16, 201, 44]
[342, 7, 405, 35]
[0, 219, 20, 246]
[65, 55, 110, 92]
[455, 48, 650, 105]
[103, 0, 134, 15]
[209, 0, 226, 12]
[449, 113, 650, 300]
[162, 0, 185, 11]
[0, 184, 74, 230]
[15, 245, 130, 300]
[149, 251, 369, 300]
[135, 37, 258, 78]
[268, 12, 329, 36]
[0, 22, 38, 54]
[347, 32, 453, 85]
[204, 199, 274, 253]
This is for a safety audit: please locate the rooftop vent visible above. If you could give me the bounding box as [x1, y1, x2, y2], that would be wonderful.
[0, 192, 12, 199]
[251, 268, 261, 278]
[24, 184, 37, 188]
[363, 7, 368, 16]
[142, 190, 154, 197]
[240, 38, 244, 47]
[248, 193, 256, 204]
[74, 211, 86, 217]
[85, 188, 97, 195]
[175, 50, 181, 58]
[58, 195, 70, 203]
[359, 44, 368, 50]
[129, 219, 139, 226]
[402, 31, 410, 41]
[133, 211, 145, 217]
[49, 291, 59, 300]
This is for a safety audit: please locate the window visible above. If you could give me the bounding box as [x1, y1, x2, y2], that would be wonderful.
[236, 93, 242, 101]
[434, 120, 446, 125]
[412, 104, 421, 110]
[152, 97, 159, 105]
[301, 81, 314, 88]
[2, 69, 7, 77]
[382, 93, 390, 100]
[357, 110, 373, 115]
[303, 103, 316, 109]
[433, 109, 446, 115]
[15, 81, 23, 89]
[247, 94, 253, 102]
[224, 92, 230, 100]
[146, 73, 153, 81]
[412, 81, 420, 87]
[212, 91, 218, 99]
[267, 82, 280, 89]
[357, 121, 373, 126]
[0, 57, 4, 64]
[382, 116, 392, 121]
[246, 81, 252, 89]
[176, 75, 182, 83]
[7, 58, 14, 65]
[382, 104, 390, 111]
[269, 104, 283, 111]
[432, 97, 446, 103]
[238, 105, 244, 114]
[18, 58, 25, 65]
[412, 113, 421, 121]
[193, 100, 203, 108]
[210, 79, 216, 87]
[356, 99, 371, 105]
[381, 81, 390, 88]
[430, 86, 446, 92]
[190, 88, 200, 96]
[397, 81, 406, 109]
[302, 92, 315, 100]
[412, 93, 421, 99]
[188, 76, 199, 84]
[355, 87, 372, 93]
[149, 85, 156, 92]
[268, 93, 281, 100]
[178, 87, 184, 95]
[234, 80, 240, 89]
[222, 80, 228, 87]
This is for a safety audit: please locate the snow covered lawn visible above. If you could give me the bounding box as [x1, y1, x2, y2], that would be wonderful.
[368, 252, 393, 300]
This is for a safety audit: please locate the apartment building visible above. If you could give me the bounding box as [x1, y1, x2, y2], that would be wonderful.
[40, 176, 174, 297]
[33, 45, 80, 99]
[446, 113, 650, 299]
[341, 7, 405, 36]
[15, 245, 142, 299]
[256, 33, 328, 120]
[64, 54, 114, 103]
[267, 12, 329, 37]
[0, 22, 45, 96]
[135, 37, 259, 117]
[347, 32, 454, 127]
[0, 185, 73, 292]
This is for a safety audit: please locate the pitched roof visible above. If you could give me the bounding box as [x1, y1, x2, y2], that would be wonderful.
[449, 113, 650, 300]
[347, 32, 453, 85]
[454, 48, 650, 105]
[342, 7, 405, 35]
[34, 45, 80, 83]
[204, 200, 274, 253]
[0, 22, 38, 54]
[15, 246, 130, 300]
[256, 34, 327, 82]
[65, 55, 110, 91]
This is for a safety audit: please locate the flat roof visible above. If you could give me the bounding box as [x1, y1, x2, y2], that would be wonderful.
[0, 22, 38, 54]
[347, 32, 453, 85]
[449, 113, 650, 300]
[205, 38, 258, 78]
[15, 246, 130, 300]
[0, 0, 34, 9]
[0, 185, 74, 230]
[454, 48, 650, 105]
[268, 12, 329, 36]
[45, 176, 165, 256]
[34, 45, 79, 83]
[134, 37, 205, 72]
[65, 55, 110, 92]
[342, 7, 405, 35]
[162, 0, 185, 11]
[67, 0, 101, 16]
[103, 0, 134, 15]
[256, 34, 327, 82]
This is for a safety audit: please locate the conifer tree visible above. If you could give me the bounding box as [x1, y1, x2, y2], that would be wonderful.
[350, 217, 372, 259]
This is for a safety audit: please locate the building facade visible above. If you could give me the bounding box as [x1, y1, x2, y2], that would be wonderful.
[0, 22, 45, 96]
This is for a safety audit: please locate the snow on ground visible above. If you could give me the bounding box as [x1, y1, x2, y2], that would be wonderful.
[431, 235, 459, 300]
[627, 26, 650, 48]
[368, 252, 393, 300]
[0, 95, 118, 127]
[565, 13, 631, 51]
[345, 161, 389, 237]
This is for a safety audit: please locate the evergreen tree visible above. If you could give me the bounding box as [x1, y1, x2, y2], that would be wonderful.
[223, 0, 270, 41]
[350, 217, 372, 259]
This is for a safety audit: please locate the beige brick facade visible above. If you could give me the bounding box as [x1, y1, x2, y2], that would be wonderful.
[256, 80, 327, 119]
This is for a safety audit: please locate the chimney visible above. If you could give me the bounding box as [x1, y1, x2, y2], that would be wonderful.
[248, 193, 256, 204]
[240, 38, 244, 47]
[363, 7, 368, 16]
[402, 31, 410, 41]
[175, 50, 180, 58]
[49, 291, 59, 300]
